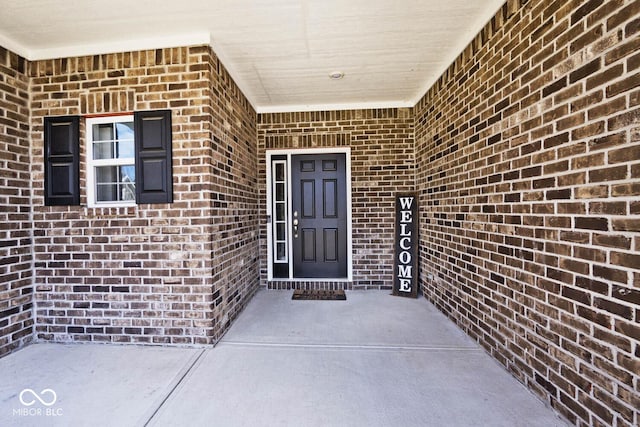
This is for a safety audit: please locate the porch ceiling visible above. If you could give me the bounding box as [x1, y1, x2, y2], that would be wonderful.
[0, 0, 505, 113]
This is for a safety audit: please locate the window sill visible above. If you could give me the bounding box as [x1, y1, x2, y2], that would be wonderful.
[87, 203, 136, 209]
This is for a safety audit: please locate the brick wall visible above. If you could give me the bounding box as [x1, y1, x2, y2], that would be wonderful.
[415, 1, 640, 426]
[207, 49, 260, 332]
[257, 109, 414, 289]
[0, 6, 637, 426]
[29, 45, 259, 345]
[0, 48, 33, 357]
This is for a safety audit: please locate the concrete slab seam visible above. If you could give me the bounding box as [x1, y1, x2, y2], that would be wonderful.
[142, 348, 207, 427]
[220, 341, 483, 352]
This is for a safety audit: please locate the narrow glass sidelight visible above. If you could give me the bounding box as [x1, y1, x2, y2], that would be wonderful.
[272, 160, 288, 263]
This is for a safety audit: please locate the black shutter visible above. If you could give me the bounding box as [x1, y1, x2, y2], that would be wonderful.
[134, 110, 173, 204]
[44, 116, 80, 206]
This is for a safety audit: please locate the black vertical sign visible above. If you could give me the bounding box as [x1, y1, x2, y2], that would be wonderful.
[393, 193, 419, 298]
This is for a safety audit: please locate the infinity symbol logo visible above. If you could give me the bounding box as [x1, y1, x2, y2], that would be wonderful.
[19, 389, 57, 407]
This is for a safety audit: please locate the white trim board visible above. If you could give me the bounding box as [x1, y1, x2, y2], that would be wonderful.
[256, 101, 414, 114]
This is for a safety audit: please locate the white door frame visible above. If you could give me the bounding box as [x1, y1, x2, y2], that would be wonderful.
[266, 147, 353, 281]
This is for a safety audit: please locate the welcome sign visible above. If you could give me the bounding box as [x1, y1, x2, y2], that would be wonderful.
[393, 193, 419, 298]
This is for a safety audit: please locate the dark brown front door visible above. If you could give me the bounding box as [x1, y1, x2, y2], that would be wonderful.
[291, 153, 347, 278]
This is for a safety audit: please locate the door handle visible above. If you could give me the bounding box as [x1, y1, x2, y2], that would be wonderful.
[293, 212, 299, 238]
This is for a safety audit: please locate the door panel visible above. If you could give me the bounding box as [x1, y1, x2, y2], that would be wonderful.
[302, 229, 316, 262]
[324, 228, 338, 262]
[323, 179, 337, 218]
[292, 153, 347, 278]
[301, 180, 315, 218]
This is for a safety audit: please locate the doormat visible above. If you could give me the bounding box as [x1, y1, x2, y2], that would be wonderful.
[292, 289, 347, 300]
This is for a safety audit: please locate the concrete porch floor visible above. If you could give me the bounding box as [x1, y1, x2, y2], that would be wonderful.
[0, 290, 568, 426]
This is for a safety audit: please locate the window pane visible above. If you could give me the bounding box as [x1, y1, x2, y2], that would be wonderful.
[95, 165, 135, 203]
[275, 183, 285, 201]
[120, 165, 135, 201]
[116, 122, 134, 140]
[93, 141, 114, 160]
[93, 124, 113, 141]
[120, 165, 135, 184]
[276, 223, 286, 240]
[92, 122, 134, 160]
[115, 140, 135, 159]
[275, 163, 285, 181]
[96, 166, 117, 183]
[116, 122, 135, 158]
[276, 243, 286, 261]
[275, 203, 285, 221]
[120, 183, 136, 201]
[93, 140, 134, 160]
[96, 183, 118, 202]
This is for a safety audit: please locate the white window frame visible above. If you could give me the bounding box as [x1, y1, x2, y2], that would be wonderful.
[266, 147, 353, 282]
[86, 115, 136, 208]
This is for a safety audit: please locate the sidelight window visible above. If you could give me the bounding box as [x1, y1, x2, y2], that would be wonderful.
[272, 160, 288, 263]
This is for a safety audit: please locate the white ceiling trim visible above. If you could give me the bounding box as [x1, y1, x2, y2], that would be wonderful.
[208, 36, 258, 112]
[24, 32, 211, 62]
[257, 100, 415, 114]
[409, 5, 501, 108]
[0, 32, 31, 60]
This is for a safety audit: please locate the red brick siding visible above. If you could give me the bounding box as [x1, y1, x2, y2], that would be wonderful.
[29, 46, 259, 345]
[257, 109, 414, 289]
[415, 1, 640, 426]
[0, 48, 33, 357]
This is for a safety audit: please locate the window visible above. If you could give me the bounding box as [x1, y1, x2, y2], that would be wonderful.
[44, 110, 173, 207]
[86, 115, 136, 207]
[272, 159, 288, 263]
